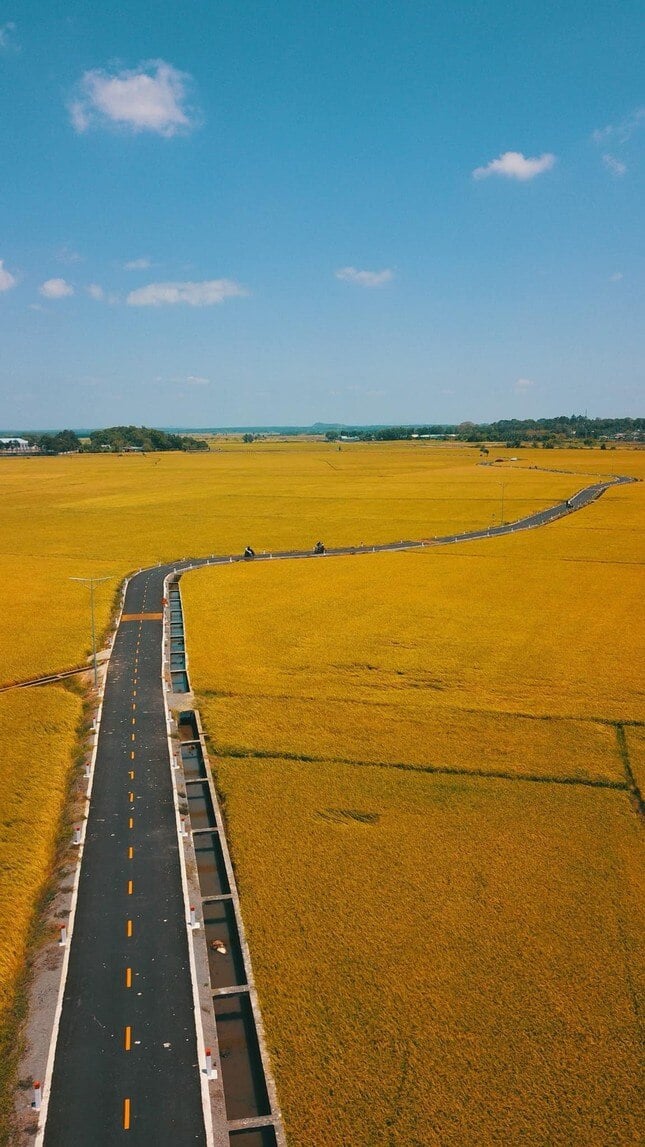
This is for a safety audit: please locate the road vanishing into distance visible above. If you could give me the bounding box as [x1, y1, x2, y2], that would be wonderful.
[42, 563, 208, 1146]
[39, 474, 634, 1145]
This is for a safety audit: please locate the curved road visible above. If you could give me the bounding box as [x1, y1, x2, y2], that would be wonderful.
[39, 474, 634, 1144]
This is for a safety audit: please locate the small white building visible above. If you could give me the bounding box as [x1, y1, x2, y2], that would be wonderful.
[0, 436, 31, 452]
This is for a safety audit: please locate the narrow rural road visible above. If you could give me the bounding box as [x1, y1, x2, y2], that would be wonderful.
[39, 473, 633, 1144]
[43, 563, 207, 1146]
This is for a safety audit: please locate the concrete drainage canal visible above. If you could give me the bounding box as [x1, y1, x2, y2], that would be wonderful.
[167, 581, 285, 1147]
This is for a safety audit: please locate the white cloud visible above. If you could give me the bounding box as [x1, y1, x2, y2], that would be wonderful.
[124, 257, 151, 270]
[39, 278, 74, 299]
[593, 107, 645, 145]
[70, 60, 198, 137]
[87, 284, 120, 304]
[602, 153, 627, 177]
[69, 102, 90, 132]
[514, 377, 535, 391]
[609, 272, 623, 282]
[56, 244, 83, 264]
[335, 266, 394, 287]
[165, 373, 208, 387]
[126, 278, 247, 307]
[0, 259, 16, 292]
[0, 22, 17, 50]
[473, 151, 556, 181]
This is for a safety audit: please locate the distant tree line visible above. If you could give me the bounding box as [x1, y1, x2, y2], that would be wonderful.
[326, 416, 644, 446]
[30, 430, 83, 454]
[87, 425, 207, 452]
[24, 425, 208, 454]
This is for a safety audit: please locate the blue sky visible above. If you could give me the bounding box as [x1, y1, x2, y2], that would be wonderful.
[0, 1, 643, 429]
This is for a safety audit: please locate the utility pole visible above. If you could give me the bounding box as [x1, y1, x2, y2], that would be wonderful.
[500, 482, 506, 525]
[70, 576, 113, 688]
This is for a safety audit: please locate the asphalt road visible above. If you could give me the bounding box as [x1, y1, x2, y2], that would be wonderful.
[44, 565, 206, 1146]
[41, 473, 633, 1144]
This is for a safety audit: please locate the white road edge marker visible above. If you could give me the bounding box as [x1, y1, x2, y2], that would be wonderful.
[34, 575, 130, 1145]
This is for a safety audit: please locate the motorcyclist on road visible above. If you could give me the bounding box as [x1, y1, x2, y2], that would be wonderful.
[313, 541, 325, 554]
[243, 545, 255, 560]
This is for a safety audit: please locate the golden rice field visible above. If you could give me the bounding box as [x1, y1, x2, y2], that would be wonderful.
[0, 442, 594, 684]
[181, 458, 644, 1145]
[0, 442, 642, 1144]
[210, 757, 643, 1146]
[0, 687, 84, 1134]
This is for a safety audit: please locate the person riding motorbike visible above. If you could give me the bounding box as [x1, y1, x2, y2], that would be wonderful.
[243, 545, 255, 559]
[313, 541, 325, 554]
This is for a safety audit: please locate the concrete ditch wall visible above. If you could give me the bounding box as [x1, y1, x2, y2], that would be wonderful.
[163, 578, 286, 1147]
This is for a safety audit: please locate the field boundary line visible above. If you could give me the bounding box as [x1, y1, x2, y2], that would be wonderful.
[616, 725, 645, 818]
[0, 666, 89, 693]
[199, 689, 644, 730]
[210, 746, 630, 792]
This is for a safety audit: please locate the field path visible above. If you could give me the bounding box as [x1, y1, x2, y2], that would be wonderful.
[36, 473, 634, 1145]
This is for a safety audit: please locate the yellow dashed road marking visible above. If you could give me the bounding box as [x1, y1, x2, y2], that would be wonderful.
[121, 611, 162, 621]
[124, 1026, 132, 1051]
[126, 919, 133, 938]
[125, 967, 132, 988]
[123, 1098, 131, 1130]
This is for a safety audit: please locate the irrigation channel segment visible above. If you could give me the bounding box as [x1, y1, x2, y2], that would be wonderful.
[31, 474, 633, 1146]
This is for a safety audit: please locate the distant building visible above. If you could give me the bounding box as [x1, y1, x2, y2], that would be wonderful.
[0, 436, 31, 452]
